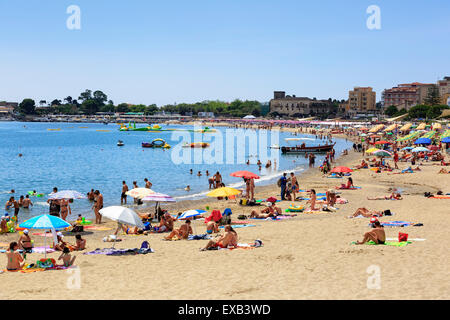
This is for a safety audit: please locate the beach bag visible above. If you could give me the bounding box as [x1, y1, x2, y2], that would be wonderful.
[240, 199, 248, 206]
[219, 216, 231, 226]
[398, 232, 408, 242]
[277, 178, 282, 187]
[383, 209, 392, 216]
[237, 215, 247, 220]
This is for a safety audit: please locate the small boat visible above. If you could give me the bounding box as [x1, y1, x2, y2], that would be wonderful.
[270, 144, 280, 149]
[117, 140, 124, 147]
[281, 143, 335, 154]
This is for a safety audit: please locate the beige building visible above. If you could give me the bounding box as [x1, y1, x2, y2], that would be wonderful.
[348, 87, 376, 112]
[437, 77, 450, 104]
[269, 91, 334, 117]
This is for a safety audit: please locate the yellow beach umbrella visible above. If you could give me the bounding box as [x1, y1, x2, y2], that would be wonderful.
[125, 188, 155, 199]
[366, 147, 380, 154]
[207, 187, 242, 198]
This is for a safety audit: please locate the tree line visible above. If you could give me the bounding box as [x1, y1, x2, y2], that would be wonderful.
[15, 89, 265, 117]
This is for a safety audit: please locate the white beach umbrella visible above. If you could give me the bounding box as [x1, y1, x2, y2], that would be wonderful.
[178, 209, 206, 220]
[48, 190, 86, 199]
[99, 206, 144, 229]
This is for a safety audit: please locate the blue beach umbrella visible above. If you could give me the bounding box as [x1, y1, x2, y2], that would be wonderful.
[414, 138, 432, 145]
[178, 209, 206, 220]
[19, 214, 71, 258]
[441, 137, 450, 143]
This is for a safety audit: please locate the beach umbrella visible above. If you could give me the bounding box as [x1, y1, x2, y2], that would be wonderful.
[178, 209, 206, 220]
[230, 171, 260, 179]
[366, 147, 380, 154]
[125, 188, 155, 199]
[411, 147, 430, 153]
[141, 192, 175, 203]
[374, 140, 391, 145]
[330, 166, 353, 173]
[19, 214, 71, 258]
[442, 137, 450, 143]
[414, 138, 432, 145]
[373, 150, 392, 158]
[141, 192, 176, 219]
[401, 147, 414, 151]
[99, 206, 144, 228]
[48, 190, 86, 199]
[207, 187, 242, 198]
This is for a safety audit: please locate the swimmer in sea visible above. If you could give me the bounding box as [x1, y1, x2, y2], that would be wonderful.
[197, 171, 202, 176]
[185, 185, 191, 191]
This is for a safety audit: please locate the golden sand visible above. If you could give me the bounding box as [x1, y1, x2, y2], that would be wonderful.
[0, 126, 449, 300]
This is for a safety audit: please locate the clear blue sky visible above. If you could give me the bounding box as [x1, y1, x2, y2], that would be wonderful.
[1, 0, 449, 106]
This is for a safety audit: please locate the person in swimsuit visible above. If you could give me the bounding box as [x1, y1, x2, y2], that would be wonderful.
[58, 247, 76, 267]
[74, 234, 86, 250]
[164, 219, 193, 240]
[18, 195, 24, 207]
[5, 197, 13, 210]
[87, 189, 95, 201]
[213, 171, 222, 189]
[6, 242, 24, 271]
[22, 195, 33, 209]
[121, 181, 129, 205]
[356, 220, 386, 245]
[93, 190, 103, 224]
[206, 221, 219, 234]
[157, 212, 175, 232]
[12, 197, 19, 218]
[201, 225, 238, 251]
[348, 208, 382, 218]
[60, 199, 71, 221]
[18, 229, 33, 253]
[250, 202, 281, 218]
[290, 172, 298, 201]
[144, 178, 152, 189]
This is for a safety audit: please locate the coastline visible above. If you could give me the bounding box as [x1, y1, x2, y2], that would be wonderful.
[1, 124, 449, 300]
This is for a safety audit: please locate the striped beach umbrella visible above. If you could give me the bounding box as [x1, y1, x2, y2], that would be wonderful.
[411, 147, 430, 153]
[373, 150, 392, 158]
[141, 193, 175, 202]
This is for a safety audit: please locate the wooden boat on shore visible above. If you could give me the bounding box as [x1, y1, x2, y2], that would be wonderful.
[281, 143, 335, 154]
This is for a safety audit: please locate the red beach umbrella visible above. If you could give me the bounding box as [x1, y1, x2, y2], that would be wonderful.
[266, 197, 278, 203]
[330, 166, 353, 173]
[230, 171, 260, 179]
[374, 141, 391, 145]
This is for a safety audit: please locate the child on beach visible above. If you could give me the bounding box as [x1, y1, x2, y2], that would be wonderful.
[74, 234, 86, 251]
[58, 247, 76, 267]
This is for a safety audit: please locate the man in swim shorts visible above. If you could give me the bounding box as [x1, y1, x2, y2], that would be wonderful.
[18, 229, 33, 253]
[22, 195, 33, 209]
[121, 181, 128, 205]
[12, 197, 19, 218]
[201, 225, 238, 251]
[6, 242, 24, 271]
[144, 178, 152, 189]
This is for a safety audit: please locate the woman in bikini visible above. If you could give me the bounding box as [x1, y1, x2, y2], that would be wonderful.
[201, 225, 238, 251]
[60, 199, 71, 221]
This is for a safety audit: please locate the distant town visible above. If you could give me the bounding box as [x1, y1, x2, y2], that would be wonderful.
[1, 77, 449, 123]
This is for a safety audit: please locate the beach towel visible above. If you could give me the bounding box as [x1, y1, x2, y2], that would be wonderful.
[216, 243, 262, 250]
[380, 221, 412, 227]
[429, 196, 450, 199]
[188, 234, 212, 240]
[2, 265, 72, 273]
[219, 224, 256, 229]
[335, 186, 361, 190]
[84, 226, 113, 231]
[84, 247, 154, 256]
[232, 220, 251, 225]
[351, 241, 411, 247]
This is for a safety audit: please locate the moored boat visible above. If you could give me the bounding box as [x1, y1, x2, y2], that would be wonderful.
[281, 143, 335, 154]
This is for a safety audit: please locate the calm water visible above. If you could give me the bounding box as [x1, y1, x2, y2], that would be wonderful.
[0, 121, 352, 221]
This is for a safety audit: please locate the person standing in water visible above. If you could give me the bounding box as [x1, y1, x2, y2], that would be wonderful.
[22, 195, 33, 209]
[93, 190, 103, 224]
[60, 198, 71, 221]
[121, 181, 129, 205]
[144, 178, 152, 189]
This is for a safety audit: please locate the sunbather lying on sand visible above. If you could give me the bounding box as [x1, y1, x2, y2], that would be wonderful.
[348, 207, 382, 218]
[354, 160, 368, 169]
[249, 202, 281, 218]
[438, 168, 449, 174]
[164, 220, 193, 240]
[200, 225, 238, 251]
[337, 178, 354, 189]
[368, 191, 402, 200]
[356, 220, 386, 245]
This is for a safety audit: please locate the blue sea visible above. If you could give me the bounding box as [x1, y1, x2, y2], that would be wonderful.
[0, 121, 352, 221]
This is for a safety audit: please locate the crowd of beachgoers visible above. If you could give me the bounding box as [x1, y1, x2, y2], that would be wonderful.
[1, 120, 449, 299]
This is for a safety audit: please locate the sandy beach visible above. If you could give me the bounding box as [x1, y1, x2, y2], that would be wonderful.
[1, 126, 449, 300]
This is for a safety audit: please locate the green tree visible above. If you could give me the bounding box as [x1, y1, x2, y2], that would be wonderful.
[78, 89, 92, 102]
[93, 90, 108, 106]
[18, 98, 36, 114]
[116, 103, 130, 113]
[81, 99, 100, 115]
[424, 85, 440, 106]
[427, 105, 449, 119]
[385, 105, 398, 117]
[408, 105, 430, 119]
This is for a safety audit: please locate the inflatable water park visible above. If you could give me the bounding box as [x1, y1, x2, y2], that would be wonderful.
[118, 122, 216, 133]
